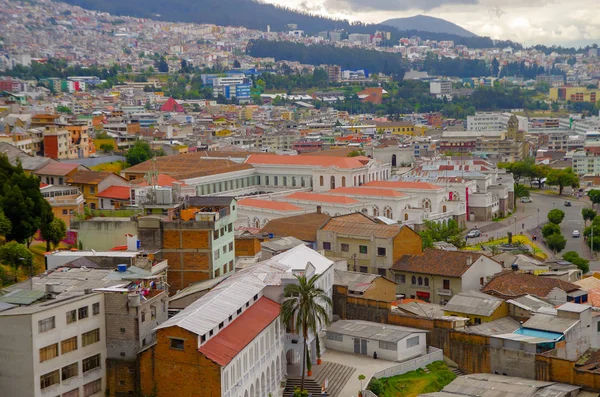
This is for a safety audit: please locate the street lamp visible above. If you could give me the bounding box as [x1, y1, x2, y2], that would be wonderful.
[514, 216, 517, 235]
[537, 208, 540, 228]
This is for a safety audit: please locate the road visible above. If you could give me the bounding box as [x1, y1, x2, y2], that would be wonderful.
[465, 192, 592, 264]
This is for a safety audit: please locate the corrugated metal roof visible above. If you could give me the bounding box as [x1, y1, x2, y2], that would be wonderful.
[327, 320, 426, 343]
[199, 297, 280, 366]
[0, 289, 45, 305]
[522, 313, 579, 334]
[443, 291, 503, 317]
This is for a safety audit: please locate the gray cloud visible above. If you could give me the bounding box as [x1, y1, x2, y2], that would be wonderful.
[323, 0, 478, 12]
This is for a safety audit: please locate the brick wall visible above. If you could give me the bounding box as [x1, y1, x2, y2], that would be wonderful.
[106, 358, 137, 397]
[139, 326, 222, 397]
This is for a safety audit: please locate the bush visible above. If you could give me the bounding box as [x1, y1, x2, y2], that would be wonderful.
[546, 233, 566, 253]
[548, 209, 565, 225]
[369, 379, 384, 396]
[542, 223, 561, 238]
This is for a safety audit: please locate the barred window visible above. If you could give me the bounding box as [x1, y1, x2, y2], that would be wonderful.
[406, 336, 420, 348]
[326, 332, 343, 342]
[82, 329, 100, 347]
[61, 336, 78, 354]
[62, 362, 79, 381]
[40, 370, 59, 390]
[39, 343, 58, 362]
[38, 316, 55, 333]
[83, 379, 102, 397]
[82, 354, 101, 373]
[66, 310, 77, 324]
[378, 341, 397, 350]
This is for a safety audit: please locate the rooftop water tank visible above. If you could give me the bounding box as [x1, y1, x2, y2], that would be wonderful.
[117, 264, 127, 273]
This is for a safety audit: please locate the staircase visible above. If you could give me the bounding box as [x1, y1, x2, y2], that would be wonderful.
[451, 367, 465, 377]
[314, 362, 356, 397]
[283, 377, 324, 397]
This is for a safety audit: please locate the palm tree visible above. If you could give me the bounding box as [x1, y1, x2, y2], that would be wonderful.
[514, 183, 529, 207]
[281, 274, 332, 392]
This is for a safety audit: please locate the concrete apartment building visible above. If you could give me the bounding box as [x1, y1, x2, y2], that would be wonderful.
[0, 292, 107, 397]
[467, 112, 528, 132]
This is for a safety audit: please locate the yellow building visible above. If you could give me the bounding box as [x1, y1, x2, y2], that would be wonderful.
[375, 121, 419, 136]
[550, 86, 600, 102]
[334, 269, 397, 302]
[66, 170, 129, 210]
[443, 291, 508, 324]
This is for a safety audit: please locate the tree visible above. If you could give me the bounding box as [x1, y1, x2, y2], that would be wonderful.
[548, 209, 565, 225]
[40, 218, 67, 252]
[233, 59, 241, 68]
[0, 241, 33, 270]
[588, 189, 600, 210]
[56, 105, 72, 114]
[563, 251, 590, 274]
[0, 209, 12, 237]
[542, 223, 561, 238]
[546, 167, 579, 195]
[99, 143, 114, 153]
[0, 156, 54, 245]
[582, 208, 596, 225]
[529, 164, 550, 189]
[281, 275, 331, 392]
[347, 150, 365, 157]
[126, 141, 154, 166]
[420, 219, 465, 249]
[514, 183, 529, 207]
[545, 233, 566, 253]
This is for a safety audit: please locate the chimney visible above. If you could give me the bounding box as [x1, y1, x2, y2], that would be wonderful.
[316, 205, 322, 214]
[466, 256, 473, 266]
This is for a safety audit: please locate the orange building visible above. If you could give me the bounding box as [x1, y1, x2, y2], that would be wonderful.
[357, 87, 386, 104]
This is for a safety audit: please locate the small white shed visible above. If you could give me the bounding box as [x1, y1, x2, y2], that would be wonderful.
[324, 320, 428, 362]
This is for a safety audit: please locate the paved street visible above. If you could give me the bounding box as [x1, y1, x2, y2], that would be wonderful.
[465, 191, 596, 267]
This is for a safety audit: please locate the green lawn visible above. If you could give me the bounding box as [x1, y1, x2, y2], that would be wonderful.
[463, 235, 547, 259]
[375, 361, 456, 397]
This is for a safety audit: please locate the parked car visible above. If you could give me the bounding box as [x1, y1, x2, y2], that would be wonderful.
[466, 229, 481, 238]
[520, 197, 532, 203]
[572, 230, 580, 238]
[564, 201, 572, 207]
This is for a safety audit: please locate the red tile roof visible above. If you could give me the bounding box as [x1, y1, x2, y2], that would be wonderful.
[35, 162, 80, 176]
[246, 154, 369, 169]
[481, 271, 580, 300]
[363, 181, 443, 190]
[286, 192, 360, 204]
[199, 297, 280, 366]
[327, 187, 406, 197]
[160, 97, 184, 113]
[391, 249, 490, 277]
[237, 198, 304, 212]
[96, 186, 131, 200]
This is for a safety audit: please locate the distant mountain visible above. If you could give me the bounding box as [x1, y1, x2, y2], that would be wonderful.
[57, 0, 516, 48]
[381, 15, 477, 38]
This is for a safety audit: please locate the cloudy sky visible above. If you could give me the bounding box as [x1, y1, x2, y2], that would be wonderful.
[261, 0, 600, 46]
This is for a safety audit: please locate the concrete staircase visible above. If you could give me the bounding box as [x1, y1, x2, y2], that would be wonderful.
[283, 377, 324, 397]
[451, 367, 465, 377]
[314, 362, 356, 397]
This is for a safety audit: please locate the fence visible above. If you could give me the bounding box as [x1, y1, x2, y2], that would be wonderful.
[363, 347, 444, 396]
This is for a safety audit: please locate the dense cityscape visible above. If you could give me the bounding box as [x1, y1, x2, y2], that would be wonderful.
[4, 0, 600, 397]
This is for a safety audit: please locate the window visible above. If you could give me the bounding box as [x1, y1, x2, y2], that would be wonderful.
[480, 277, 484, 286]
[214, 249, 220, 260]
[406, 336, 420, 348]
[411, 276, 416, 285]
[474, 318, 482, 325]
[379, 341, 396, 350]
[341, 243, 349, 252]
[40, 343, 59, 362]
[274, 176, 279, 186]
[63, 388, 80, 397]
[82, 329, 100, 347]
[141, 312, 146, 322]
[377, 247, 386, 256]
[418, 277, 423, 285]
[395, 274, 406, 284]
[214, 229, 220, 239]
[62, 209, 68, 215]
[215, 268, 221, 277]
[151, 306, 156, 320]
[326, 332, 343, 341]
[219, 321, 224, 329]
[597, 321, 600, 332]
[323, 242, 331, 250]
[319, 176, 324, 186]
[82, 354, 101, 373]
[66, 310, 77, 324]
[378, 268, 387, 277]
[443, 279, 450, 290]
[359, 245, 368, 254]
[38, 316, 55, 333]
[40, 370, 60, 390]
[170, 338, 184, 350]
[92, 303, 100, 315]
[359, 266, 368, 273]
[62, 362, 79, 381]
[265, 176, 270, 185]
[78, 306, 88, 320]
[424, 278, 429, 287]
[61, 336, 78, 354]
[83, 379, 102, 397]
[89, 186, 95, 194]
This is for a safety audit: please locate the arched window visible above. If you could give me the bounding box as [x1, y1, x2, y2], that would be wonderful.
[424, 277, 429, 287]
[411, 276, 416, 285]
[404, 213, 409, 221]
[330, 176, 336, 189]
[384, 206, 393, 219]
[443, 205, 447, 213]
[373, 206, 379, 217]
[319, 176, 324, 186]
[274, 176, 278, 186]
[292, 177, 296, 187]
[418, 277, 423, 285]
[301, 178, 306, 187]
[362, 208, 368, 214]
[342, 176, 346, 187]
[253, 218, 260, 228]
[283, 176, 287, 186]
[354, 176, 357, 186]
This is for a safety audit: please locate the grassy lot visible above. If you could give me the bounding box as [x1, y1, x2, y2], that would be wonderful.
[376, 361, 456, 397]
[463, 235, 547, 259]
[91, 161, 127, 173]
